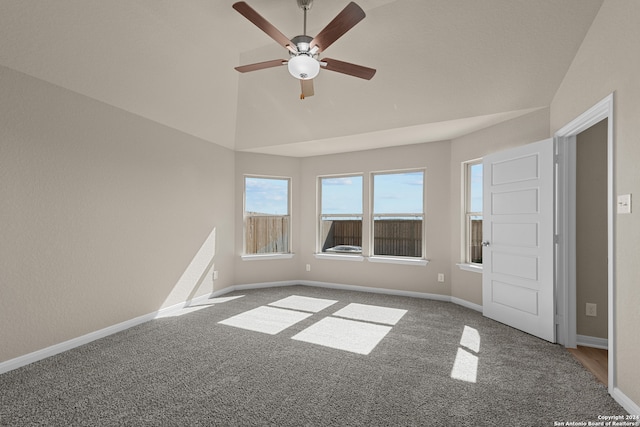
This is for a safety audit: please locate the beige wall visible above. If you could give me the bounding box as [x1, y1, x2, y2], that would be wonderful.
[576, 119, 608, 339]
[550, 0, 640, 405]
[0, 65, 236, 363]
[448, 108, 550, 305]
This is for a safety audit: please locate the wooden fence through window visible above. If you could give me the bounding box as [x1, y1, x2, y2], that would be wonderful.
[245, 215, 290, 254]
[322, 219, 422, 257]
[320, 220, 362, 251]
[373, 219, 422, 257]
[470, 219, 483, 263]
[247, 217, 425, 257]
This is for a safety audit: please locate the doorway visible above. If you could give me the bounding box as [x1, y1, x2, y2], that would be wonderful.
[571, 119, 609, 385]
[575, 119, 609, 350]
[554, 93, 614, 393]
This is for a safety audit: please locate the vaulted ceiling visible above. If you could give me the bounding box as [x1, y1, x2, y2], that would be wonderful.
[0, 0, 603, 156]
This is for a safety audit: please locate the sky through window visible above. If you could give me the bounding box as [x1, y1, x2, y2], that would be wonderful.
[373, 171, 424, 214]
[245, 177, 289, 215]
[321, 176, 363, 215]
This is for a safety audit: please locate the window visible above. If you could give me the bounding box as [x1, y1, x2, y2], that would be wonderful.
[244, 176, 291, 255]
[372, 170, 425, 258]
[464, 161, 483, 264]
[318, 175, 363, 254]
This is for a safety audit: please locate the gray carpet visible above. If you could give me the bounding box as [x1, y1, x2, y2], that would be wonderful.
[0, 285, 626, 426]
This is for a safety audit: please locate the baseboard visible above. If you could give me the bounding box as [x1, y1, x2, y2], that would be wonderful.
[612, 387, 640, 415]
[451, 297, 483, 312]
[1, 280, 480, 375]
[222, 280, 486, 311]
[233, 280, 301, 291]
[0, 293, 212, 375]
[298, 280, 452, 302]
[576, 334, 608, 349]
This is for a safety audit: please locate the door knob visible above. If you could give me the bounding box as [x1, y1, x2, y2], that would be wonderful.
[481, 241, 490, 247]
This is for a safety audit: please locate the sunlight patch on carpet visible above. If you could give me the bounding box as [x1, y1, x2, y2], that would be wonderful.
[459, 325, 480, 353]
[268, 295, 338, 313]
[292, 317, 392, 355]
[219, 306, 312, 335]
[450, 347, 478, 383]
[332, 303, 407, 325]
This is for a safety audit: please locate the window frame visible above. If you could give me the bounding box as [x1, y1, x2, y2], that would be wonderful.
[463, 160, 483, 267]
[317, 173, 364, 257]
[242, 174, 292, 257]
[370, 168, 426, 260]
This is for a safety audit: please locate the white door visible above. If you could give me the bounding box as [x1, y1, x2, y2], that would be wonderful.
[482, 138, 555, 342]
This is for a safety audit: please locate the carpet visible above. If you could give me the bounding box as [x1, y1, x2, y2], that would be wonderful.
[0, 285, 627, 426]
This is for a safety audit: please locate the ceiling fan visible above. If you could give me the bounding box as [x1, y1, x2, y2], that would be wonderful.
[233, 0, 376, 99]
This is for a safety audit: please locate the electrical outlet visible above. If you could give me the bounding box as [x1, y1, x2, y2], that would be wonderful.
[305, 264, 311, 272]
[213, 271, 219, 280]
[586, 303, 597, 317]
[437, 273, 445, 283]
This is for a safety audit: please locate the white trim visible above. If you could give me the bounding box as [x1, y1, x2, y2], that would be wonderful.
[0, 292, 213, 375]
[367, 256, 429, 266]
[231, 280, 300, 291]
[456, 263, 483, 273]
[575, 335, 608, 350]
[462, 159, 483, 264]
[314, 253, 365, 262]
[241, 253, 295, 261]
[611, 387, 640, 416]
[215, 280, 484, 311]
[370, 169, 427, 261]
[554, 92, 615, 394]
[555, 135, 577, 348]
[313, 253, 428, 266]
[317, 173, 365, 255]
[297, 280, 446, 300]
[243, 174, 292, 256]
[555, 95, 613, 135]
[451, 297, 483, 312]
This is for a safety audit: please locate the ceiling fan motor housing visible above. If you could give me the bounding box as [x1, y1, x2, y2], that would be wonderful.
[297, 0, 313, 10]
[291, 35, 313, 53]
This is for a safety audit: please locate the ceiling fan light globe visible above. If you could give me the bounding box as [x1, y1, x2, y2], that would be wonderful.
[288, 55, 319, 80]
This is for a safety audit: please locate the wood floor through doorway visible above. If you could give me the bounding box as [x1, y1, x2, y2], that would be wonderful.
[568, 346, 608, 385]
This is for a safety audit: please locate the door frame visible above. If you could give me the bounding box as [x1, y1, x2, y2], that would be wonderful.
[554, 93, 614, 393]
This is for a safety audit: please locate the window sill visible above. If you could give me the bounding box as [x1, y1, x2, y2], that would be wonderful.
[457, 263, 483, 273]
[314, 253, 364, 262]
[241, 253, 295, 261]
[368, 257, 429, 266]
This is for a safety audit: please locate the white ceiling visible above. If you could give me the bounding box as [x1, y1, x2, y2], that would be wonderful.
[0, 0, 603, 156]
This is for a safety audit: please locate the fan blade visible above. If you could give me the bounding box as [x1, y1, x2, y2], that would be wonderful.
[300, 79, 314, 99]
[235, 59, 287, 73]
[310, 2, 365, 53]
[233, 2, 297, 53]
[321, 58, 376, 80]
